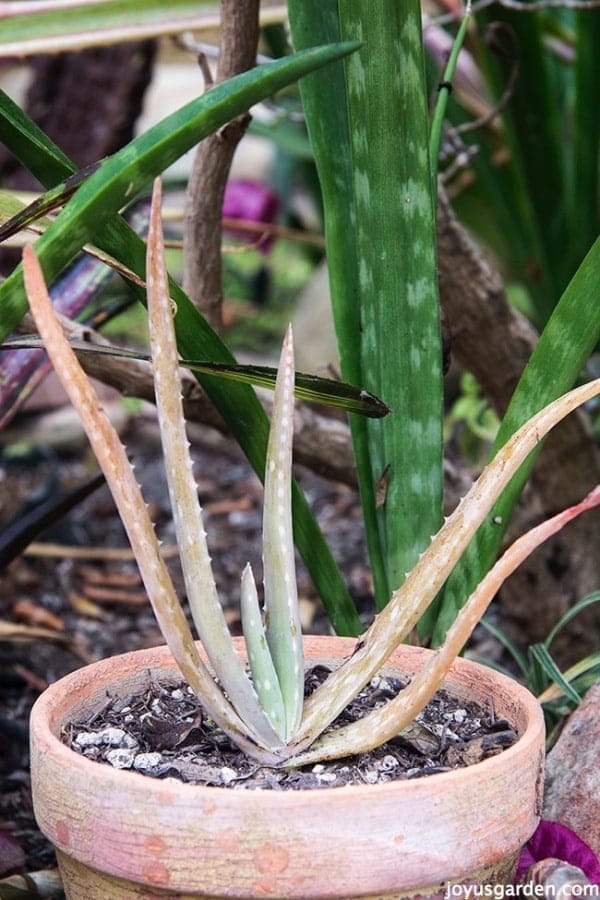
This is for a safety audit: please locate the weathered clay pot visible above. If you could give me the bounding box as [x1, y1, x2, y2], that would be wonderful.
[30, 636, 544, 899]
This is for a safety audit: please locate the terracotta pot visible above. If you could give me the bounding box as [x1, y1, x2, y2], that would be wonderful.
[30, 636, 544, 899]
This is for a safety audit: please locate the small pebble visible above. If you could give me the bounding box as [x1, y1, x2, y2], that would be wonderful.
[106, 748, 136, 769]
[73, 731, 103, 749]
[377, 755, 399, 772]
[133, 752, 163, 772]
[103, 727, 138, 748]
[74, 727, 138, 749]
[316, 772, 337, 785]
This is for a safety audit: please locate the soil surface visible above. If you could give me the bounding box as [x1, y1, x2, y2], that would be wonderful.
[67, 666, 517, 790]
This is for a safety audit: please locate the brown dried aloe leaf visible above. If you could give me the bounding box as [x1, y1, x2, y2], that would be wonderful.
[21, 242, 282, 764]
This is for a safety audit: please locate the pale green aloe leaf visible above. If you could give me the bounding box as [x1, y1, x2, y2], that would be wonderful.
[146, 178, 282, 750]
[290, 381, 600, 761]
[21, 242, 283, 763]
[240, 563, 286, 739]
[295, 481, 598, 763]
[263, 325, 304, 739]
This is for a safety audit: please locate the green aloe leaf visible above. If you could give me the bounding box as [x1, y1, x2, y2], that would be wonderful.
[342, 4, 442, 604]
[288, 1, 388, 606]
[289, 0, 443, 609]
[0, 40, 361, 341]
[0, 88, 75, 185]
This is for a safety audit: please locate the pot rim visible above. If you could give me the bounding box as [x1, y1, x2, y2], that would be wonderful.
[31, 635, 544, 797]
[30, 636, 545, 895]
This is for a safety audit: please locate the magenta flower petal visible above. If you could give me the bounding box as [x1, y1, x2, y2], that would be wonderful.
[223, 179, 279, 253]
[516, 820, 600, 885]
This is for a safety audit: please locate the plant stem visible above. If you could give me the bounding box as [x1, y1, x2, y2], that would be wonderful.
[183, 0, 260, 327]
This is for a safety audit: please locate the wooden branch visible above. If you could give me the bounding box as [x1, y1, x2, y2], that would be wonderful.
[17, 312, 359, 486]
[182, 0, 261, 328]
[437, 186, 538, 416]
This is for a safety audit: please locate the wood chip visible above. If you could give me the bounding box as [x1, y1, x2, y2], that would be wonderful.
[82, 585, 148, 606]
[11, 598, 65, 632]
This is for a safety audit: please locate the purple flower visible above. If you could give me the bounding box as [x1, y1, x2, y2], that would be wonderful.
[517, 820, 600, 885]
[223, 179, 280, 254]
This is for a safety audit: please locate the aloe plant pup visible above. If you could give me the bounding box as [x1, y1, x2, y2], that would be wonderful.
[21, 177, 600, 767]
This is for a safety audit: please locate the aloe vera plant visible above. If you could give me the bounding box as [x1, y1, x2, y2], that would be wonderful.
[1, 0, 598, 773]
[20, 177, 600, 766]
